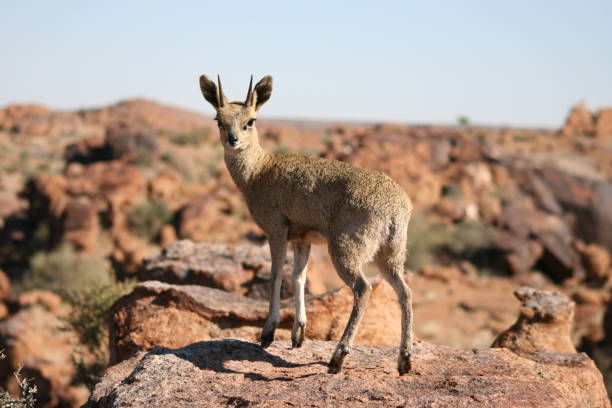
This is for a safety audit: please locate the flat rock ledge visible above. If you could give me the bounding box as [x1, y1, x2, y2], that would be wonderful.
[85, 339, 610, 408]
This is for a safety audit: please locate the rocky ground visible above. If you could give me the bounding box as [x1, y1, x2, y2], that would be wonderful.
[85, 340, 608, 408]
[0, 99, 611, 406]
[86, 286, 609, 407]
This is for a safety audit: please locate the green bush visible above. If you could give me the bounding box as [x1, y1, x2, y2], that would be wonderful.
[406, 211, 498, 271]
[127, 201, 173, 241]
[0, 351, 37, 408]
[61, 280, 135, 391]
[19, 244, 110, 294]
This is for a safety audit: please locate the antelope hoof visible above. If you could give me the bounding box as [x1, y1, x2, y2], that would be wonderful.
[291, 324, 306, 349]
[328, 345, 350, 374]
[260, 327, 276, 348]
[398, 353, 412, 375]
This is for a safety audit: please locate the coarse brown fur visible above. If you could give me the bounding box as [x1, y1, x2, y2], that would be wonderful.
[199, 74, 414, 375]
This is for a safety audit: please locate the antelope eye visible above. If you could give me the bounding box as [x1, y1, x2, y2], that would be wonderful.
[243, 118, 256, 130]
[216, 120, 224, 130]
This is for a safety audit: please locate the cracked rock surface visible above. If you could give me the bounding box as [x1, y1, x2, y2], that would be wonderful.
[86, 339, 609, 408]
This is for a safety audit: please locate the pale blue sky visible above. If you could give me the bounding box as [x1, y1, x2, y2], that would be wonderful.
[1, 1, 611, 127]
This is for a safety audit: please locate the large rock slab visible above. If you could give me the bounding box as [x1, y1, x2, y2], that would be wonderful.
[86, 339, 610, 408]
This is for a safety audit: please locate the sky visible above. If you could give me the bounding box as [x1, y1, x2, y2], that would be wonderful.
[1, 1, 611, 127]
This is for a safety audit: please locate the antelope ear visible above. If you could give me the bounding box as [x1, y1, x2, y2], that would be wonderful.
[199, 75, 220, 109]
[252, 75, 273, 110]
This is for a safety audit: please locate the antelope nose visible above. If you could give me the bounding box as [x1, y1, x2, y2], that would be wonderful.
[228, 133, 238, 146]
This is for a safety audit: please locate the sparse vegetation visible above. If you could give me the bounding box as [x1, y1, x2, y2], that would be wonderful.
[170, 127, 211, 146]
[61, 280, 136, 390]
[132, 146, 155, 167]
[406, 211, 499, 271]
[273, 146, 291, 155]
[127, 201, 173, 241]
[0, 351, 37, 408]
[457, 116, 470, 126]
[18, 244, 110, 294]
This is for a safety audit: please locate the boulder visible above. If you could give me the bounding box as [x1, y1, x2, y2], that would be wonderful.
[0, 269, 10, 301]
[25, 160, 148, 251]
[141, 240, 314, 299]
[86, 339, 610, 408]
[492, 286, 576, 354]
[595, 108, 612, 139]
[561, 103, 595, 136]
[0, 190, 21, 219]
[577, 242, 612, 283]
[0, 291, 88, 408]
[538, 166, 612, 252]
[64, 134, 111, 164]
[109, 280, 402, 365]
[104, 120, 157, 161]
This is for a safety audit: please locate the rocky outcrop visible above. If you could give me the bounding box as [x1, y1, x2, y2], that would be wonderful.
[65, 120, 157, 164]
[492, 287, 576, 354]
[0, 269, 10, 319]
[141, 240, 318, 299]
[562, 103, 612, 139]
[86, 339, 610, 408]
[109, 280, 403, 365]
[0, 104, 83, 137]
[0, 291, 88, 408]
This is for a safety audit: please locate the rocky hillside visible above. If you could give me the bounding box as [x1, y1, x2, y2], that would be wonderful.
[0, 99, 611, 406]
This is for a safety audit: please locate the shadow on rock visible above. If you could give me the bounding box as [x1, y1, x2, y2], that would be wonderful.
[144, 339, 325, 382]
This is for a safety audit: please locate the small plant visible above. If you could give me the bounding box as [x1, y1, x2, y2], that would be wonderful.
[127, 201, 173, 241]
[19, 244, 110, 294]
[0, 350, 37, 408]
[457, 116, 470, 126]
[61, 280, 135, 391]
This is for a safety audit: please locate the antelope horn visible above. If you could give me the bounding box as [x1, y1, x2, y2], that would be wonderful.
[217, 74, 225, 107]
[245, 74, 254, 106]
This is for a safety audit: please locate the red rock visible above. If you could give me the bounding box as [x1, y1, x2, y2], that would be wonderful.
[108, 280, 404, 365]
[594, 108, 612, 139]
[0, 191, 21, 219]
[159, 224, 177, 247]
[86, 339, 610, 408]
[64, 134, 110, 164]
[0, 291, 87, 408]
[577, 242, 611, 282]
[141, 240, 304, 299]
[62, 196, 99, 251]
[562, 103, 595, 136]
[104, 120, 157, 160]
[0, 269, 10, 301]
[492, 286, 576, 354]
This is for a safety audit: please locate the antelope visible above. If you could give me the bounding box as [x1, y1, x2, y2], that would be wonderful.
[198, 74, 414, 375]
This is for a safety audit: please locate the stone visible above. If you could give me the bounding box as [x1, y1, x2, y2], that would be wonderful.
[85, 339, 610, 408]
[0, 291, 88, 408]
[0, 269, 10, 301]
[104, 121, 157, 161]
[492, 286, 576, 354]
[562, 103, 595, 136]
[108, 280, 403, 365]
[577, 242, 612, 282]
[141, 240, 300, 299]
[594, 108, 612, 139]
